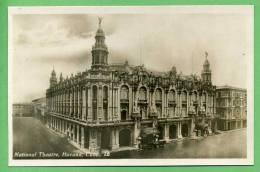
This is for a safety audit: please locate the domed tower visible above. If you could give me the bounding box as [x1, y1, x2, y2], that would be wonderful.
[50, 68, 57, 87]
[91, 17, 108, 70]
[201, 52, 212, 83]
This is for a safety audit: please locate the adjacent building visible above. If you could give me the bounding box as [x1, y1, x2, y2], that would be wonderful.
[12, 103, 34, 117]
[216, 86, 247, 130]
[46, 19, 218, 155]
[32, 97, 47, 123]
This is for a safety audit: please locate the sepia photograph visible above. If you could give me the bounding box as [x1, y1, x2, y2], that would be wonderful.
[8, 6, 253, 166]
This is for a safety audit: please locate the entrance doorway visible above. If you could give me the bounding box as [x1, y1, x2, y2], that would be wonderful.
[101, 128, 111, 149]
[158, 126, 164, 140]
[119, 129, 131, 147]
[121, 110, 127, 121]
[169, 124, 177, 139]
[181, 123, 189, 137]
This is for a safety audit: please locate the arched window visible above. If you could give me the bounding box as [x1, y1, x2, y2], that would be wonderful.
[103, 86, 108, 121]
[155, 88, 162, 101]
[120, 85, 129, 100]
[192, 92, 198, 102]
[139, 87, 147, 101]
[92, 86, 98, 120]
[202, 92, 207, 103]
[93, 86, 98, 99]
[181, 91, 187, 101]
[103, 86, 108, 100]
[168, 90, 176, 101]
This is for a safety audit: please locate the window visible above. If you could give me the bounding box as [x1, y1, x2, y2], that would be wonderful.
[120, 85, 129, 100]
[181, 91, 187, 101]
[92, 86, 98, 120]
[92, 86, 98, 99]
[155, 88, 162, 101]
[168, 90, 176, 101]
[139, 87, 147, 101]
[103, 86, 108, 100]
[192, 92, 197, 102]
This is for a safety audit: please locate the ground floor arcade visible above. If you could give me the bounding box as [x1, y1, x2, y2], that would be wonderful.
[46, 114, 216, 155]
[217, 119, 246, 131]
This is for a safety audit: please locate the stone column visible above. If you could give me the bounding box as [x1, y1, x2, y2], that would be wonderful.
[133, 121, 141, 147]
[66, 91, 69, 115]
[78, 87, 81, 119]
[190, 118, 196, 138]
[52, 117, 54, 129]
[59, 93, 61, 113]
[108, 87, 112, 121]
[81, 126, 85, 148]
[98, 86, 103, 121]
[63, 120, 66, 134]
[177, 122, 183, 139]
[82, 87, 86, 121]
[56, 94, 59, 113]
[178, 92, 181, 117]
[205, 93, 209, 116]
[87, 86, 92, 121]
[69, 89, 72, 116]
[110, 128, 119, 150]
[60, 119, 62, 133]
[77, 125, 80, 145]
[55, 94, 57, 112]
[72, 124, 76, 142]
[129, 87, 133, 119]
[161, 91, 165, 118]
[58, 119, 62, 133]
[117, 88, 120, 120]
[74, 88, 77, 118]
[68, 122, 71, 139]
[164, 123, 170, 142]
[57, 94, 59, 112]
[62, 91, 65, 114]
[89, 129, 101, 154]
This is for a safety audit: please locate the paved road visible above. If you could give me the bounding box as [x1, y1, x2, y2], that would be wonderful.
[13, 117, 246, 159]
[111, 128, 247, 158]
[13, 117, 80, 159]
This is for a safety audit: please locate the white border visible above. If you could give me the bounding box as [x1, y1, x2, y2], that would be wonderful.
[8, 6, 254, 166]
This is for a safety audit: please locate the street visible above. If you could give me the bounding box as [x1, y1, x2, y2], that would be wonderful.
[13, 117, 246, 159]
[13, 117, 80, 159]
[111, 128, 247, 158]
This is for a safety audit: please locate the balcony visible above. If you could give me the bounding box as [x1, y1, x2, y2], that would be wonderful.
[193, 101, 198, 105]
[188, 106, 196, 116]
[131, 112, 141, 119]
[168, 100, 176, 105]
[182, 101, 187, 105]
[138, 99, 148, 104]
[155, 100, 162, 104]
[120, 99, 129, 104]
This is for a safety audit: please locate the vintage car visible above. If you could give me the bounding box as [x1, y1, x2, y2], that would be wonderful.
[195, 122, 210, 137]
[139, 127, 166, 149]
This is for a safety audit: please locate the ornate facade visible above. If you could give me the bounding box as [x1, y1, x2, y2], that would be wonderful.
[46, 19, 217, 155]
[216, 86, 247, 130]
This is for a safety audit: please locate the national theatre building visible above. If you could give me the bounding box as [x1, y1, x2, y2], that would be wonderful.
[46, 19, 218, 155]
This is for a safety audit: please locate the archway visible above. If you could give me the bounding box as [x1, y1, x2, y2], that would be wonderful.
[101, 128, 111, 149]
[121, 110, 127, 121]
[119, 129, 131, 147]
[158, 126, 164, 140]
[169, 124, 177, 139]
[181, 123, 189, 137]
[84, 129, 89, 149]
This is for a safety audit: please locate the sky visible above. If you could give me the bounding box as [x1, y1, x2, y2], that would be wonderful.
[10, 7, 253, 103]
